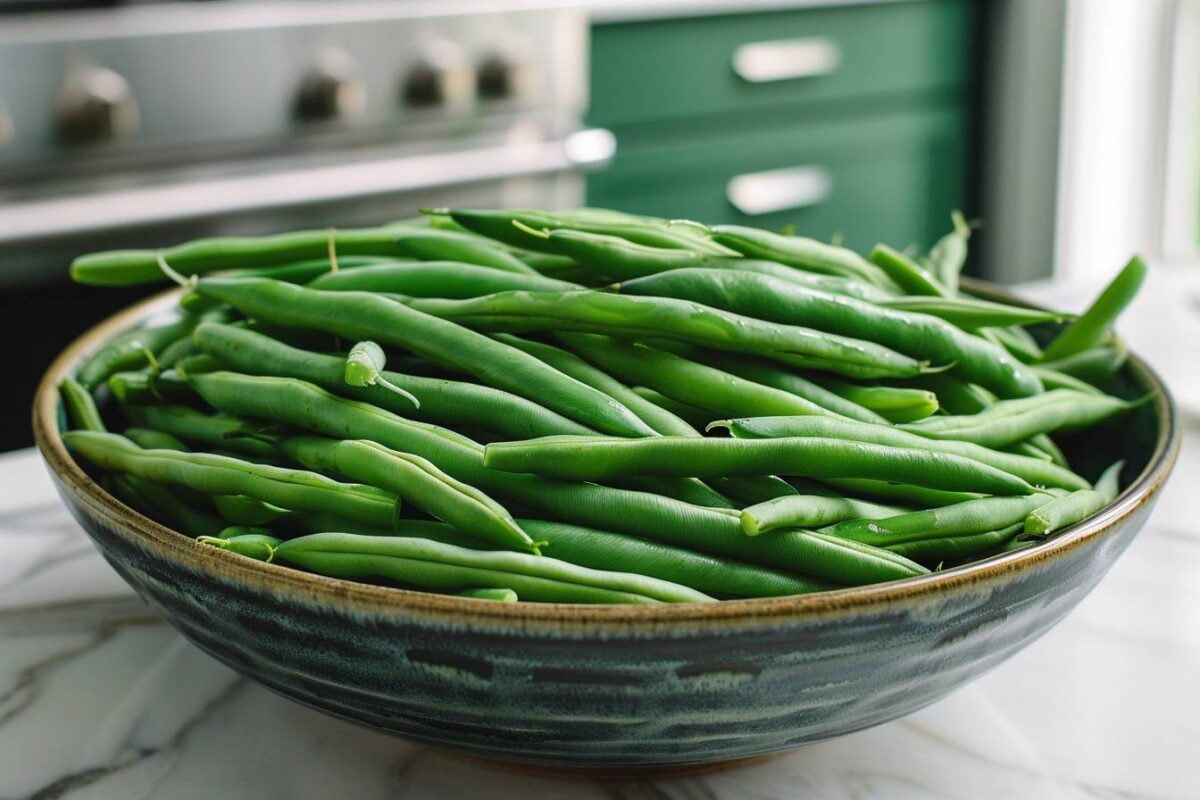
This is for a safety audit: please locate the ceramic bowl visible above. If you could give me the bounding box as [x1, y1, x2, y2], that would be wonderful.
[33, 283, 1179, 771]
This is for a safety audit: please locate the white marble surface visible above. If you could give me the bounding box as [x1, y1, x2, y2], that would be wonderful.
[2, 274, 1198, 799]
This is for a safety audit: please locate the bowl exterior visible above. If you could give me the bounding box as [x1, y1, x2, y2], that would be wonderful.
[34, 285, 1179, 768]
[46, 464, 1164, 767]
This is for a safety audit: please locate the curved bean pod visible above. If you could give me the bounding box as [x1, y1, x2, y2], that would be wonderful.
[741, 495, 908, 535]
[899, 389, 1136, 448]
[708, 224, 896, 288]
[707, 416, 1088, 490]
[407, 290, 926, 380]
[283, 435, 536, 553]
[192, 278, 654, 437]
[886, 522, 1023, 564]
[63, 431, 399, 529]
[308, 261, 577, 295]
[558, 332, 841, 420]
[193, 322, 592, 439]
[274, 533, 713, 603]
[826, 494, 1052, 546]
[1042, 255, 1147, 361]
[868, 244, 949, 297]
[483, 436, 1036, 495]
[1024, 460, 1124, 535]
[617, 268, 1040, 398]
[881, 296, 1064, 329]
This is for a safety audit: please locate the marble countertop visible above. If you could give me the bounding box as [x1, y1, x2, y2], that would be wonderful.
[3, 274, 1198, 799]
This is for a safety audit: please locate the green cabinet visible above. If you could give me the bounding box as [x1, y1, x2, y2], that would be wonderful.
[586, 0, 976, 252]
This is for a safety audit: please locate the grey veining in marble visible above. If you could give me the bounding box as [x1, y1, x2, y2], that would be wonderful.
[3, 275, 1198, 798]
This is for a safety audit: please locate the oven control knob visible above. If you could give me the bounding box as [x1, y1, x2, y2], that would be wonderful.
[476, 52, 532, 101]
[56, 67, 140, 145]
[403, 44, 473, 110]
[295, 51, 366, 122]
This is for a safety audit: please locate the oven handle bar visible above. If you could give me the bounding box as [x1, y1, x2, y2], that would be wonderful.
[0, 129, 616, 245]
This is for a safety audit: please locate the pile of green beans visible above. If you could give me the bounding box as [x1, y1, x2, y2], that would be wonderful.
[60, 207, 1148, 603]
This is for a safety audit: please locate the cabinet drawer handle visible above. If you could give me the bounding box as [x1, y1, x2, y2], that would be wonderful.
[732, 37, 841, 83]
[727, 165, 833, 216]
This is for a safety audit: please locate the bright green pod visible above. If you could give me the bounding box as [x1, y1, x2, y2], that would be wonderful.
[708, 224, 897, 288]
[618, 268, 1041, 398]
[194, 322, 591, 439]
[710, 416, 1089, 491]
[1042, 256, 1147, 361]
[192, 278, 654, 437]
[483, 435, 1036, 496]
[827, 494, 1053, 546]
[274, 533, 713, 603]
[1024, 460, 1124, 536]
[741, 495, 907, 535]
[869, 244, 949, 297]
[308, 261, 577, 295]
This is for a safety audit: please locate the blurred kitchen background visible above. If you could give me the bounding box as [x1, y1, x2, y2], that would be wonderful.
[1, 0, 1197, 450]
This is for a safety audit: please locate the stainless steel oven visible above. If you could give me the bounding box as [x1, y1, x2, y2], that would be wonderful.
[0, 0, 603, 449]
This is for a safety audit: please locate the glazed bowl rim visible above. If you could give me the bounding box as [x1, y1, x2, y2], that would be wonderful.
[32, 279, 1181, 631]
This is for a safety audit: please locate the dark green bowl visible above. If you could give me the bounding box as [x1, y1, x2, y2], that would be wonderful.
[33, 284, 1179, 771]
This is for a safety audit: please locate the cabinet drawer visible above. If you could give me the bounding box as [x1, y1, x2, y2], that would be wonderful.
[589, 0, 973, 128]
[586, 105, 968, 253]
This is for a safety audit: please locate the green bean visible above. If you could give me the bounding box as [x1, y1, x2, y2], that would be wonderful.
[484, 436, 1036, 495]
[107, 369, 190, 405]
[505, 227, 889, 301]
[655, 345, 885, 424]
[806, 376, 938, 423]
[59, 377, 106, 432]
[181, 257, 401, 310]
[982, 326, 1043, 363]
[123, 404, 282, 461]
[388, 230, 537, 274]
[1042, 256, 1147, 361]
[709, 416, 1088, 491]
[60, 381, 225, 535]
[194, 322, 593, 439]
[926, 210, 970, 295]
[308, 261, 577, 295]
[880, 296, 1065, 329]
[199, 533, 282, 561]
[493, 334, 698, 437]
[155, 333, 200, 368]
[558, 333, 841, 420]
[896, 373, 993, 415]
[1032, 366, 1104, 395]
[446, 208, 732, 256]
[278, 516, 826, 598]
[630, 387, 711, 430]
[283, 435, 536, 553]
[70, 226, 532, 285]
[1024, 460, 1123, 536]
[122, 427, 190, 451]
[459, 587, 519, 602]
[64, 431, 400, 530]
[212, 494, 292, 526]
[77, 316, 198, 389]
[407, 290, 927, 380]
[706, 475, 798, 505]
[869, 244, 949, 297]
[886, 522, 1023, 564]
[617, 268, 1039, 398]
[273, 533, 712, 603]
[708, 224, 897, 288]
[900, 389, 1135, 447]
[192, 278, 653, 437]
[217, 526, 272, 540]
[1036, 345, 1128, 385]
[343, 341, 420, 409]
[190, 372, 927, 583]
[1028, 433, 1069, 468]
[827, 494, 1051, 547]
[821, 478, 984, 508]
[741, 495, 907, 535]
